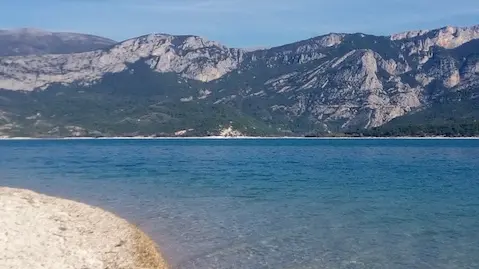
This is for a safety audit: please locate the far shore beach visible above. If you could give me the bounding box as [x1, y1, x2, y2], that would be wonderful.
[1, 136, 479, 140]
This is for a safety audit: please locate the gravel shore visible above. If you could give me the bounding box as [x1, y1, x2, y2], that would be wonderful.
[0, 187, 168, 269]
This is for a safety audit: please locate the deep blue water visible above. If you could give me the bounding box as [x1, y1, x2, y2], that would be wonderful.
[1, 138, 479, 269]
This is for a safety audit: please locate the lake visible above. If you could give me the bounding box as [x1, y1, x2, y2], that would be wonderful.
[1, 138, 478, 269]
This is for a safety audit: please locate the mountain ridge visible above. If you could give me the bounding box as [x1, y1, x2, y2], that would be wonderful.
[0, 24, 478, 137]
[0, 28, 116, 57]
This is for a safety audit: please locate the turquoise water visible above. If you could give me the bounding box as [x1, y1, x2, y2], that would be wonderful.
[1, 139, 479, 269]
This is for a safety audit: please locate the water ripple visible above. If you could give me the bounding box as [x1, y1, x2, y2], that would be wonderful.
[1, 139, 479, 269]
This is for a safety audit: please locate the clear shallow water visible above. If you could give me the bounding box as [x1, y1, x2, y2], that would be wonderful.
[1, 139, 479, 269]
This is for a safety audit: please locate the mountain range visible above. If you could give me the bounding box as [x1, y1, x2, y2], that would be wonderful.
[0, 25, 478, 137]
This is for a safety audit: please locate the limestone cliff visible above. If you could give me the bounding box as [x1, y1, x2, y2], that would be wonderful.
[0, 25, 478, 136]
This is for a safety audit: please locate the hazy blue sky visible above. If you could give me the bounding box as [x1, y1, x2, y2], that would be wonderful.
[1, 0, 478, 47]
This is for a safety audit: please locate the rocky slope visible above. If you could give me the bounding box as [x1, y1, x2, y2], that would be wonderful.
[0, 28, 116, 56]
[210, 25, 479, 132]
[0, 34, 243, 90]
[0, 25, 478, 137]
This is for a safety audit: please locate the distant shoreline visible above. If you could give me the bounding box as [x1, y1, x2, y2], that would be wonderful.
[1, 136, 479, 140]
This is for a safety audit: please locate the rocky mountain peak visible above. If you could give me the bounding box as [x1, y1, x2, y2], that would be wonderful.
[390, 29, 431, 40]
[313, 33, 345, 47]
[99, 33, 245, 82]
[392, 25, 479, 57]
[0, 33, 244, 91]
[433, 25, 479, 49]
[116, 34, 233, 53]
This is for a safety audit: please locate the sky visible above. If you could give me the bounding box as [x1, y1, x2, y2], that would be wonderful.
[1, 0, 478, 48]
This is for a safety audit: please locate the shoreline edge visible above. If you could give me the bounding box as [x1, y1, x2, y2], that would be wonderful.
[0, 187, 168, 269]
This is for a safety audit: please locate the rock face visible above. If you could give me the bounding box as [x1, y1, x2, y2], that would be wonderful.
[240, 48, 422, 129]
[0, 28, 116, 56]
[392, 25, 479, 50]
[0, 187, 168, 269]
[0, 25, 478, 135]
[219, 126, 244, 137]
[0, 34, 243, 90]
